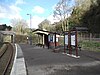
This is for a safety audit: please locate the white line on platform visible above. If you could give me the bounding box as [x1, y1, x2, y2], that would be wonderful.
[67, 54, 80, 58]
[62, 52, 68, 54]
[62, 52, 80, 58]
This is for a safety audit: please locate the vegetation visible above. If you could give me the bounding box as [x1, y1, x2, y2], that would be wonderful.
[0, 24, 12, 31]
[11, 19, 29, 35]
[79, 41, 100, 52]
[38, 0, 100, 33]
[8, 0, 100, 44]
[53, 0, 73, 31]
[35, 0, 100, 36]
[81, 0, 100, 33]
[38, 19, 53, 31]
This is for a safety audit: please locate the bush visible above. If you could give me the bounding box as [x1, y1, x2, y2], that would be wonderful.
[79, 41, 100, 51]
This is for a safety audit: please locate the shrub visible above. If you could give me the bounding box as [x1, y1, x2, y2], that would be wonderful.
[79, 41, 100, 51]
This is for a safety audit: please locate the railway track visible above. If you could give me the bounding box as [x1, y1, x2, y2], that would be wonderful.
[0, 43, 14, 75]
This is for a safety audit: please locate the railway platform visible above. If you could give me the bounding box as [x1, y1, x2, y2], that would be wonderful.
[10, 44, 27, 75]
[19, 44, 100, 75]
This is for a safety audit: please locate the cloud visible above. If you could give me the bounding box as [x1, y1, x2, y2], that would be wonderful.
[47, 13, 71, 24]
[27, 15, 45, 29]
[47, 14, 60, 24]
[27, 14, 60, 29]
[52, 4, 56, 10]
[0, 3, 22, 19]
[0, 13, 5, 19]
[15, 0, 26, 5]
[32, 6, 45, 14]
[9, 5, 22, 19]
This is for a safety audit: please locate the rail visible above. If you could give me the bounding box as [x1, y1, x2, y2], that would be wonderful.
[0, 44, 8, 58]
[0, 42, 14, 75]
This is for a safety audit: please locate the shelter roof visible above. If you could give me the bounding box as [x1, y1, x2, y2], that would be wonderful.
[33, 29, 62, 35]
[73, 27, 88, 31]
[0, 31, 15, 35]
[33, 29, 49, 35]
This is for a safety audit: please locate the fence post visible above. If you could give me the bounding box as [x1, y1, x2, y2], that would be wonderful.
[89, 33, 92, 41]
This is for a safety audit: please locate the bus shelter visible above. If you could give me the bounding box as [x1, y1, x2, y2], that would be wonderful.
[33, 29, 60, 48]
[33, 29, 49, 48]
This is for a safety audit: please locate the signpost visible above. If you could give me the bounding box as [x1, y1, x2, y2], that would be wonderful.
[48, 30, 80, 58]
[64, 30, 80, 58]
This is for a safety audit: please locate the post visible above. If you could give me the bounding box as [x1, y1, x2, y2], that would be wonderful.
[48, 34, 50, 49]
[64, 31, 66, 53]
[38, 34, 39, 44]
[68, 31, 71, 54]
[55, 33, 56, 49]
[75, 30, 78, 56]
[27, 36, 29, 44]
[11, 35, 13, 43]
[27, 14, 32, 45]
[43, 34, 44, 48]
[89, 33, 92, 41]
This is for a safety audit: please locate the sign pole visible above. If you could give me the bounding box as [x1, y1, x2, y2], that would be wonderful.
[75, 30, 78, 56]
[64, 32, 66, 53]
[68, 31, 71, 54]
[55, 33, 56, 49]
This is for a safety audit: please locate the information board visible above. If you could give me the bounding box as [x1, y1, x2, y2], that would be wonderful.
[48, 35, 53, 42]
[53, 35, 55, 42]
[48, 34, 59, 43]
[48, 35, 50, 42]
[56, 37, 58, 42]
[65, 35, 68, 45]
[71, 35, 75, 46]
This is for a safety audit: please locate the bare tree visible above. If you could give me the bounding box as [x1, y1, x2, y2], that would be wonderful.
[53, 0, 73, 31]
[11, 19, 29, 34]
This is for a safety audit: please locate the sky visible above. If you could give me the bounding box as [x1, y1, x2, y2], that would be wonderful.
[0, 0, 75, 29]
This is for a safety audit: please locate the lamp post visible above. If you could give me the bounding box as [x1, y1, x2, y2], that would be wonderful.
[27, 14, 32, 45]
[27, 14, 32, 29]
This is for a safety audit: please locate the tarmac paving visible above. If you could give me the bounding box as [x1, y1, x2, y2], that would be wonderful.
[19, 44, 100, 75]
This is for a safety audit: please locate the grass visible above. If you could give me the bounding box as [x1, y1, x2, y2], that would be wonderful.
[79, 40, 100, 52]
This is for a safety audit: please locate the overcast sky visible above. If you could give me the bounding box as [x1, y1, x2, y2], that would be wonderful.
[0, 0, 75, 29]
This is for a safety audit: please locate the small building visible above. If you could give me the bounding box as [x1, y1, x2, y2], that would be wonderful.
[33, 29, 49, 47]
[0, 31, 15, 43]
[33, 29, 60, 48]
[0, 24, 15, 43]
